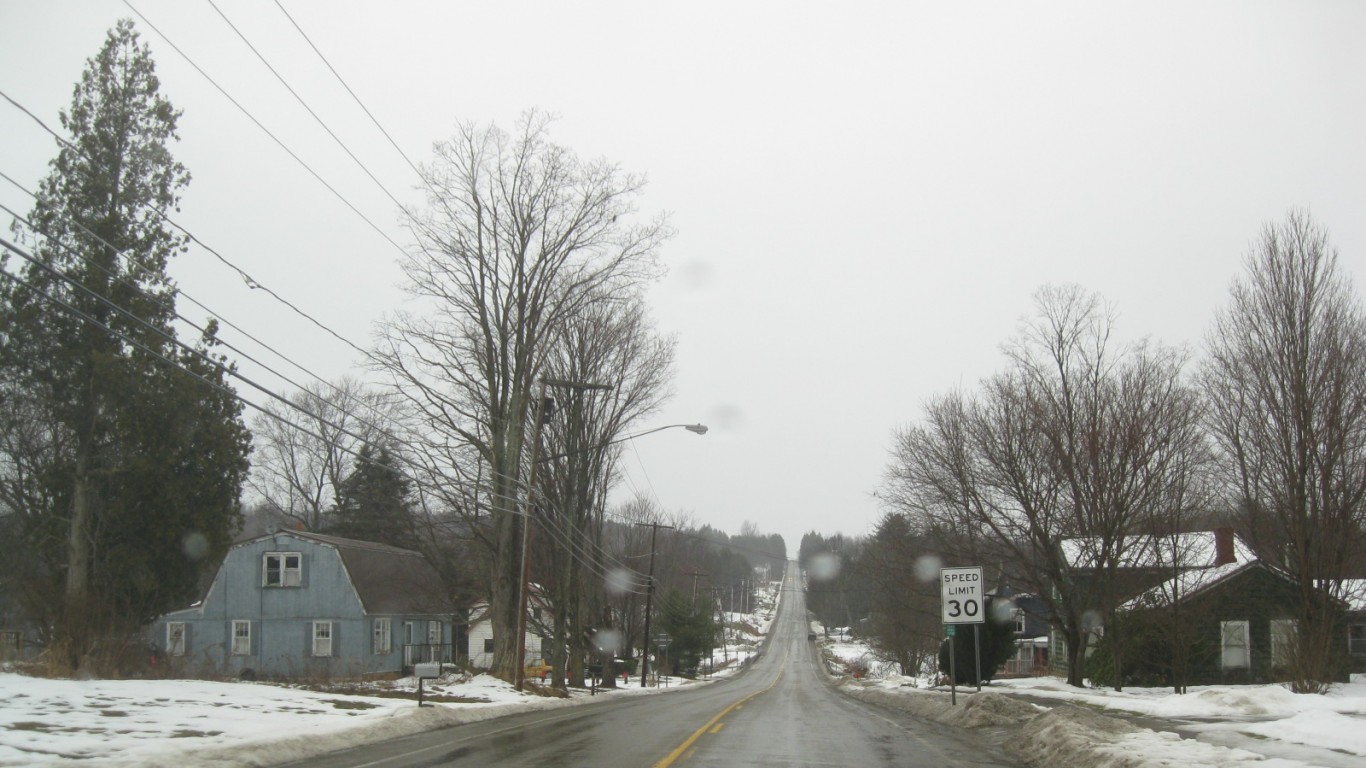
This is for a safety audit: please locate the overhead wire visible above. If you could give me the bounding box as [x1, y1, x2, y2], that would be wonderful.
[0, 87, 378, 367]
[0, 231, 537, 521]
[3, 212, 643, 591]
[205, 0, 409, 212]
[120, 0, 409, 258]
[0, 176, 397, 436]
[269, 0, 426, 181]
[3, 189, 643, 595]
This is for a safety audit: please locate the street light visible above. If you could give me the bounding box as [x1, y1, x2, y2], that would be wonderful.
[537, 422, 709, 463]
[520, 417, 708, 690]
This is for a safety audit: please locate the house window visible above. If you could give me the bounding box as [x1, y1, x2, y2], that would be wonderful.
[231, 620, 251, 656]
[1349, 623, 1365, 655]
[1011, 609, 1026, 634]
[484, 638, 494, 654]
[428, 621, 441, 646]
[0, 630, 19, 656]
[1270, 619, 1295, 668]
[373, 618, 392, 654]
[1221, 620, 1250, 669]
[312, 621, 333, 657]
[263, 552, 302, 587]
[166, 622, 186, 657]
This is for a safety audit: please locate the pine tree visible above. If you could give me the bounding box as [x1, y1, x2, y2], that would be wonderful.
[329, 443, 418, 549]
[0, 19, 249, 671]
[937, 597, 1017, 685]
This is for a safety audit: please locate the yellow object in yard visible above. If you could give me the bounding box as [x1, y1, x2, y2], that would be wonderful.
[524, 658, 553, 680]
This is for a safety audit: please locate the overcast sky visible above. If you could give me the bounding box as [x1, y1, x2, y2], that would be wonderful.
[3, 1, 1365, 556]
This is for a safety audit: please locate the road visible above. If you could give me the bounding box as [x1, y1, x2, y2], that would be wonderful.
[282, 562, 1020, 767]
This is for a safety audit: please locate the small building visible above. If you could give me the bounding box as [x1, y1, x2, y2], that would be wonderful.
[152, 530, 455, 679]
[1120, 557, 1308, 685]
[1048, 528, 1252, 677]
[1337, 579, 1366, 674]
[465, 587, 553, 670]
[991, 584, 1050, 676]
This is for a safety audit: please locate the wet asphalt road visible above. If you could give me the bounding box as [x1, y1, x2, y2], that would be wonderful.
[282, 563, 1020, 768]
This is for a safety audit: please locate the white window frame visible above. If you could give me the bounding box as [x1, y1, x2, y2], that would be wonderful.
[166, 622, 186, 657]
[1221, 620, 1250, 669]
[1270, 619, 1295, 667]
[1350, 623, 1366, 655]
[373, 618, 392, 654]
[1012, 608, 1026, 634]
[231, 620, 251, 656]
[312, 621, 333, 657]
[263, 552, 303, 587]
[428, 620, 441, 646]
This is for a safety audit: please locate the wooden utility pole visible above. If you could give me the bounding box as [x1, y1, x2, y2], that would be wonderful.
[516, 379, 612, 691]
[685, 571, 707, 612]
[636, 521, 673, 687]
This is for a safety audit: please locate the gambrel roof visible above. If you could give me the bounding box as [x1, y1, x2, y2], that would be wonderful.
[237, 529, 453, 615]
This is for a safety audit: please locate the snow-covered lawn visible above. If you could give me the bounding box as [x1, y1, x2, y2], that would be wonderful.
[0, 671, 605, 767]
[1, 581, 786, 767]
[819, 627, 1366, 767]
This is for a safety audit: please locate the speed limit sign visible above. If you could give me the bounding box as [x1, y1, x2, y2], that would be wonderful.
[940, 566, 984, 624]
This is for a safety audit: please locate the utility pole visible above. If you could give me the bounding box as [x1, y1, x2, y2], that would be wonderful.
[636, 521, 673, 688]
[514, 383, 550, 692]
[516, 379, 611, 691]
[686, 571, 707, 612]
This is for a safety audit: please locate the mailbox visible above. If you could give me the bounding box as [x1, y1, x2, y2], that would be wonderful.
[414, 662, 442, 679]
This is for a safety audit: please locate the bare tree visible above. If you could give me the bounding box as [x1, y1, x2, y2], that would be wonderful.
[248, 378, 394, 532]
[1202, 211, 1366, 693]
[375, 111, 669, 682]
[536, 295, 675, 687]
[884, 285, 1205, 687]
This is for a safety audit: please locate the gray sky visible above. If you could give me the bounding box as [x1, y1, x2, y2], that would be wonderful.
[3, 1, 1365, 555]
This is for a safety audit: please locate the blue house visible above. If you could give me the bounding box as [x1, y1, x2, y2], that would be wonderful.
[154, 530, 455, 679]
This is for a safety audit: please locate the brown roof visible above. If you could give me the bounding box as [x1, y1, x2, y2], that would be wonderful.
[288, 530, 454, 615]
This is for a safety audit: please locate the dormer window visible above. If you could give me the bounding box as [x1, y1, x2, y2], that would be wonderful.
[263, 552, 302, 587]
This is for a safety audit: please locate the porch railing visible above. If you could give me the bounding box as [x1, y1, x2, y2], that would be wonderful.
[403, 643, 453, 669]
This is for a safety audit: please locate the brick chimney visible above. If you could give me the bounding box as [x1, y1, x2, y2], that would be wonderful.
[1214, 527, 1236, 566]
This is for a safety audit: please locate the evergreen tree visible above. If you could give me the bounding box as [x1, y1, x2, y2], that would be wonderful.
[937, 597, 1017, 685]
[0, 19, 249, 671]
[656, 588, 717, 677]
[329, 443, 418, 549]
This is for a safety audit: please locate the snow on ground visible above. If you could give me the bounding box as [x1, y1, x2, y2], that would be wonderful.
[816, 624, 1366, 768]
[0, 581, 784, 767]
[0, 671, 614, 767]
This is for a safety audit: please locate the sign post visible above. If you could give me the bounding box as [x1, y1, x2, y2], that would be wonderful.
[940, 566, 984, 706]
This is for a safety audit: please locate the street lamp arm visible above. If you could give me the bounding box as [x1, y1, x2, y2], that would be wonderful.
[538, 423, 707, 462]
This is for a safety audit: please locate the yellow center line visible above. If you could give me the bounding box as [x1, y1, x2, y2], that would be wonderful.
[651, 650, 788, 768]
[709, 723, 726, 734]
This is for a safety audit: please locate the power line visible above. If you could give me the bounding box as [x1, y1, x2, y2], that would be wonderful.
[121, 0, 408, 257]
[206, 0, 409, 212]
[0, 233, 528, 522]
[0, 180, 395, 437]
[270, 0, 425, 181]
[3, 223, 641, 589]
[0, 87, 379, 367]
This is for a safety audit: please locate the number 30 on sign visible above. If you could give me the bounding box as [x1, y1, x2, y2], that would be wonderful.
[940, 566, 984, 624]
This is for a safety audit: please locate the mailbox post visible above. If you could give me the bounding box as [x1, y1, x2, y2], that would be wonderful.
[414, 662, 442, 707]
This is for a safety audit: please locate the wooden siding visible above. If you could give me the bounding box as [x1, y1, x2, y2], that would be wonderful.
[153, 531, 449, 679]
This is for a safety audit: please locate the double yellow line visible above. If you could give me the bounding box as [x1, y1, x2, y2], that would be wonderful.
[651, 652, 788, 768]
